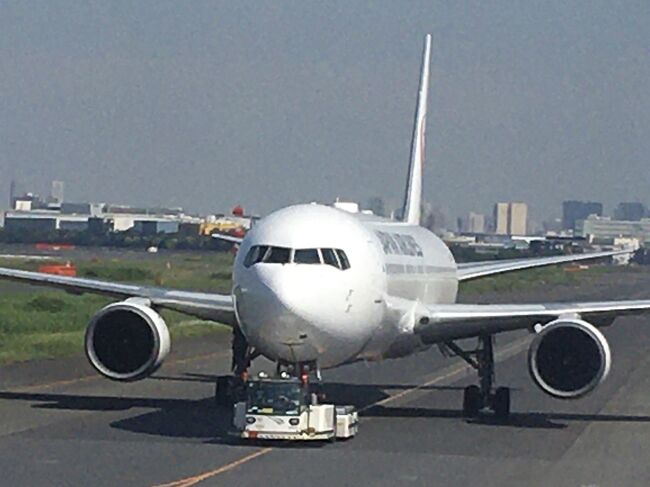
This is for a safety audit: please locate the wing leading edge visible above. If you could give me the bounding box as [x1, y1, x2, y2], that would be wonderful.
[391, 298, 650, 344]
[0, 266, 236, 325]
[456, 249, 630, 282]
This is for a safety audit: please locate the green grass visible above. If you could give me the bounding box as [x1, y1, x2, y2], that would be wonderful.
[459, 264, 614, 295]
[0, 251, 234, 364]
[0, 252, 234, 291]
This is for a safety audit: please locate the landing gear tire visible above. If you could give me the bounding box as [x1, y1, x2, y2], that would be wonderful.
[448, 336, 512, 419]
[462, 385, 481, 417]
[493, 387, 511, 419]
[215, 375, 235, 408]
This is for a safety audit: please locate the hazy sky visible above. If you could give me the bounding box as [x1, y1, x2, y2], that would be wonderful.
[1, 1, 649, 221]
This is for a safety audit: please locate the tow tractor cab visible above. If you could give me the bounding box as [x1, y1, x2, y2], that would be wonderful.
[233, 373, 358, 441]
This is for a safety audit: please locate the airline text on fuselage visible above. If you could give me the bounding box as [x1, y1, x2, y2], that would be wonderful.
[375, 231, 424, 257]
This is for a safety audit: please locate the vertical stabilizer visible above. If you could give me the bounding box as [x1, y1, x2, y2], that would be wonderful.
[402, 34, 431, 225]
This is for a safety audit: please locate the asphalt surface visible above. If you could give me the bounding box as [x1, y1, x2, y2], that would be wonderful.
[2, 266, 650, 486]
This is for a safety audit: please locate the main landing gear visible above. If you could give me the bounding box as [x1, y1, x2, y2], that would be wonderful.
[444, 334, 511, 419]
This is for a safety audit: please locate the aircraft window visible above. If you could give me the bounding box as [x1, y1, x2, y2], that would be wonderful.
[321, 248, 340, 268]
[244, 248, 256, 267]
[335, 249, 351, 270]
[294, 248, 321, 264]
[263, 246, 292, 264]
[244, 245, 269, 267]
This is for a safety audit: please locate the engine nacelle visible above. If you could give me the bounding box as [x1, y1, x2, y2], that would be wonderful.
[85, 301, 171, 381]
[528, 318, 611, 399]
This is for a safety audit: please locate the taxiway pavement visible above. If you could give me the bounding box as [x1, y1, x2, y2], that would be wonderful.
[2, 267, 650, 486]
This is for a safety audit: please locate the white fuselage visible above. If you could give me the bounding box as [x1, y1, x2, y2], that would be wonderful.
[232, 203, 458, 368]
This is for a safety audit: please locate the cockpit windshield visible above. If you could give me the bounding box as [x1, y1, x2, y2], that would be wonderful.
[246, 380, 307, 416]
[293, 248, 320, 264]
[244, 246, 351, 270]
[265, 247, 291, 264]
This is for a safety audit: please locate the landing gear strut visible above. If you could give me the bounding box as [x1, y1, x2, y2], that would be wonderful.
[231, 325, 252, 376]
[215, 325, 258, 408]
[275, 361, 323, 398]
[444, 335, 510, 418]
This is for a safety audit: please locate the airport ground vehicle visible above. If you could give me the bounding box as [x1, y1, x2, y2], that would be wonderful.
[231, 375, 358, 441]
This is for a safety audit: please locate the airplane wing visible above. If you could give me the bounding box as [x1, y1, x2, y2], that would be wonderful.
[0, 266, 236, 325]
[212, 233, 244, 244]
[408, 300, 650, 344]
[456, 249, 630, 282]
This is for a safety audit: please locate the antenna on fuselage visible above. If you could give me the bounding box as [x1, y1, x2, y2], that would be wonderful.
[401, 34, 431, 226]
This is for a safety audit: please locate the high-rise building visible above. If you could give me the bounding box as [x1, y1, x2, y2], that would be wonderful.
[493, 202, 528, 236]
[50, 180, 64, 205]
[614, 202, 645, 222]
[508, 202, 528, 236]
[562, 200, 603, 230]
[494, 203, 509, 235]
[467, 212, 486, 233]
[9, 180, 16, 209]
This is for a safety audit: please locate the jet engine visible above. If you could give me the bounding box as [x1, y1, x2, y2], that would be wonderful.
[85, 301, 171, 381]
[528, 318, 611, 398]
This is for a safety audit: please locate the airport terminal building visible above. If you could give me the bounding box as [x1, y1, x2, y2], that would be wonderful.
[577, 215, 650, 245]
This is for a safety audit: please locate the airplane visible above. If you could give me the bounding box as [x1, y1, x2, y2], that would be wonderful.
[1, 34, 649, 419]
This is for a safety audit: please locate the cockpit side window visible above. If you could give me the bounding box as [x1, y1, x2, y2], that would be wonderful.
[335, 249, 351, 270]
[244, 245, 269, 267]
[321, 248, 340, 268]
[243, 247, 256, 267]
[263, 246, 292, 264]
[294, 248, 321, 264]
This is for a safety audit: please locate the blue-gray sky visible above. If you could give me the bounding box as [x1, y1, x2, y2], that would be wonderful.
[1, 1, 649, 220]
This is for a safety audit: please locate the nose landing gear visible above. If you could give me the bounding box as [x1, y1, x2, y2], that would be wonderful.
[444, 335, 511, 419]
[215, 325, 258, 408]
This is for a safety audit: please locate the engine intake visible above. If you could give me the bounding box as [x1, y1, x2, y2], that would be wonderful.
[85, 301, 171, 381]
[528, 318, 611, 399]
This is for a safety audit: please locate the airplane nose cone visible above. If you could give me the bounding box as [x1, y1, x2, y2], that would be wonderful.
[234, 265, 363, 365]
[235, 266, 321, 362]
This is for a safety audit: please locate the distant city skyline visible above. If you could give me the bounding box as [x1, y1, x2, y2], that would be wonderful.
[7, 177, 650, 243]
[6, 178, 650, 228]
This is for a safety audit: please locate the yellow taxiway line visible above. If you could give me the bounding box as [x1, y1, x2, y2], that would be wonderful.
[153, 335, 532, 487]
[154, 448, 274, 487]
